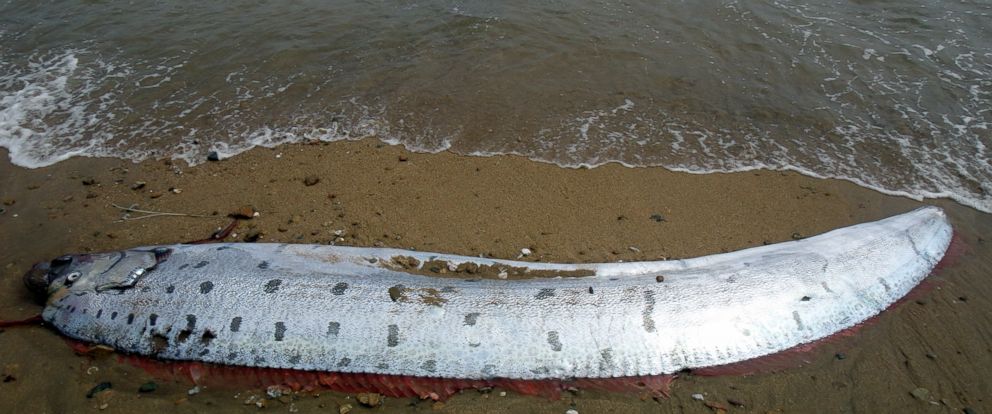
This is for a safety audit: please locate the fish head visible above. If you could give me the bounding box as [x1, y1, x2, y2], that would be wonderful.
[24, 247, 172, 300]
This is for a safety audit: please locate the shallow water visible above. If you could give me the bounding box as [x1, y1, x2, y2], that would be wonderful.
[1, 0, 990, 211]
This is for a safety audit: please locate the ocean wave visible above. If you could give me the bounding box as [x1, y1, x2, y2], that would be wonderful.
[1, 0, 989, 213]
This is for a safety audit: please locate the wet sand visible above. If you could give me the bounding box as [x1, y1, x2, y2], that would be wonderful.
[0, 139, 989, 413]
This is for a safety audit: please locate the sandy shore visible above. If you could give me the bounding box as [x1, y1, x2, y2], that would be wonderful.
[0, 139, 989, 413]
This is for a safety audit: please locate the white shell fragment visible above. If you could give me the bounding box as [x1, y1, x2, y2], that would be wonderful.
[42, 207, 952, 380]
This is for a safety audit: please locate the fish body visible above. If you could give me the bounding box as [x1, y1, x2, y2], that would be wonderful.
[34, 207, 952, 380]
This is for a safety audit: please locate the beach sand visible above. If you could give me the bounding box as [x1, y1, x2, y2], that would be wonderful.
[0, 139, 988, 412]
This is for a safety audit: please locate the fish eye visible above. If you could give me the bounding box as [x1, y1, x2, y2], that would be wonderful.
[66, 272, 81, 283]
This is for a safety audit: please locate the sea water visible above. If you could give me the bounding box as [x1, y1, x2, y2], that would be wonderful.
[1, 0, 989, 212]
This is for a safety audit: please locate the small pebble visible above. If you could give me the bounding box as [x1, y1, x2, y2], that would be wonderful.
[398, 155, 408, 162]
[964, 408, 977, 414]
[82, 177, 98, 186]
[926, 353, 937, 360]
[86, 382, 112, 398]
[244, 229, 264, 242]
[303, 175, 320, 186]
[655, 275, 665, 283]
[207, 151, 220, 161]
[565, 409, 579, 414]
[338, 403, 353, 414]
[499, 391, 506, 397]
[266, 385, 291, 399]
[727, 398, 745, 407]
[520, 248, 532, 257]
[909, 387, 931, 401]
[791, 232, 803, 240]
[229, 206, 256, 219]
[628, 246, 641, 253]
[691, 393, 705, 401]
[650, 213, 666, 222]
[187, 386, 201, 396]
[835, 352, 846, 360]
[131, 181, 146, 190]
[138, 381, 158, 393]
[356, 392, 383, 407]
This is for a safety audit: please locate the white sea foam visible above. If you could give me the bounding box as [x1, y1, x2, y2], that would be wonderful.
[1, 2, 990, 214]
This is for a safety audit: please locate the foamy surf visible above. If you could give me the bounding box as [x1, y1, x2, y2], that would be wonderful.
[1, 0, 989, 213]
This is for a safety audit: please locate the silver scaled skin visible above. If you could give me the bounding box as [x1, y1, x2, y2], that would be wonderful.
[36, 207, 951, 380]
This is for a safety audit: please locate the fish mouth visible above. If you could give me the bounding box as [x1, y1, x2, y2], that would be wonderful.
[23, 261, 51, 302]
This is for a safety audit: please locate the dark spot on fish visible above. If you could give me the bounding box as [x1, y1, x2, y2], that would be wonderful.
[535, 288, 555, 300]
[337, 357, 351, 367]
[387, 324, 400, 347]
[463, 278, 480, 282]
[421, 360, 437, 373]
[69, 306, 75, 313]
[274, 322, 286, 341]
[440, 286, 456, 293]
[166, 285, 175, 294]
[178, 264, 189, 270]
[643, 290, 657, 333]
[140, 286, 151, 293]
[547, 331, 562, 351]
[288, 355, 301, 364]
[468, 342, 481, 347]
[177, 330, 191, 343]
[199, 281, 214, 294]
[96, 309, 102, 319]
[230, 317, 242, 332]
[482, 364, 496, 377]
[530, 366, 550, 375]
[150, 334, 168, 354]
[801, 296, 811, 301]
[376, 363, 389, 370]
[185, 315, 197, 331]
[226, 352, 238, 361]
[110, 311, 117, 320]
[216, 246, 230, 251]
[81, 308, 87, 314]
[327, 322, 340, 336]
[463, 313, 480, 326]
[148, 314, 158, 326]
[258, 261, 269, 269]
[198, 349, 210, 356]
[878, 277, 891, 292]
[793, 311, 805, 330]
[264, 279, 282, 293]
[388, 284, 406, 302]
[599, 348, 615, 372]
[193, 261, 209, 269]
[254, 356, 266, 364]
[127, 314, 135, 324]
[200, 330, 216, 345]
[331, 282, 349, 295]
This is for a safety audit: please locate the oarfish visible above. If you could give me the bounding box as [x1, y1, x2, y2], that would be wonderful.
[22, 206, 952, 397]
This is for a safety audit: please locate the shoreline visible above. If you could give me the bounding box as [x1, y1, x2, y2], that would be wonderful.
[0, 139, 989, 413]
